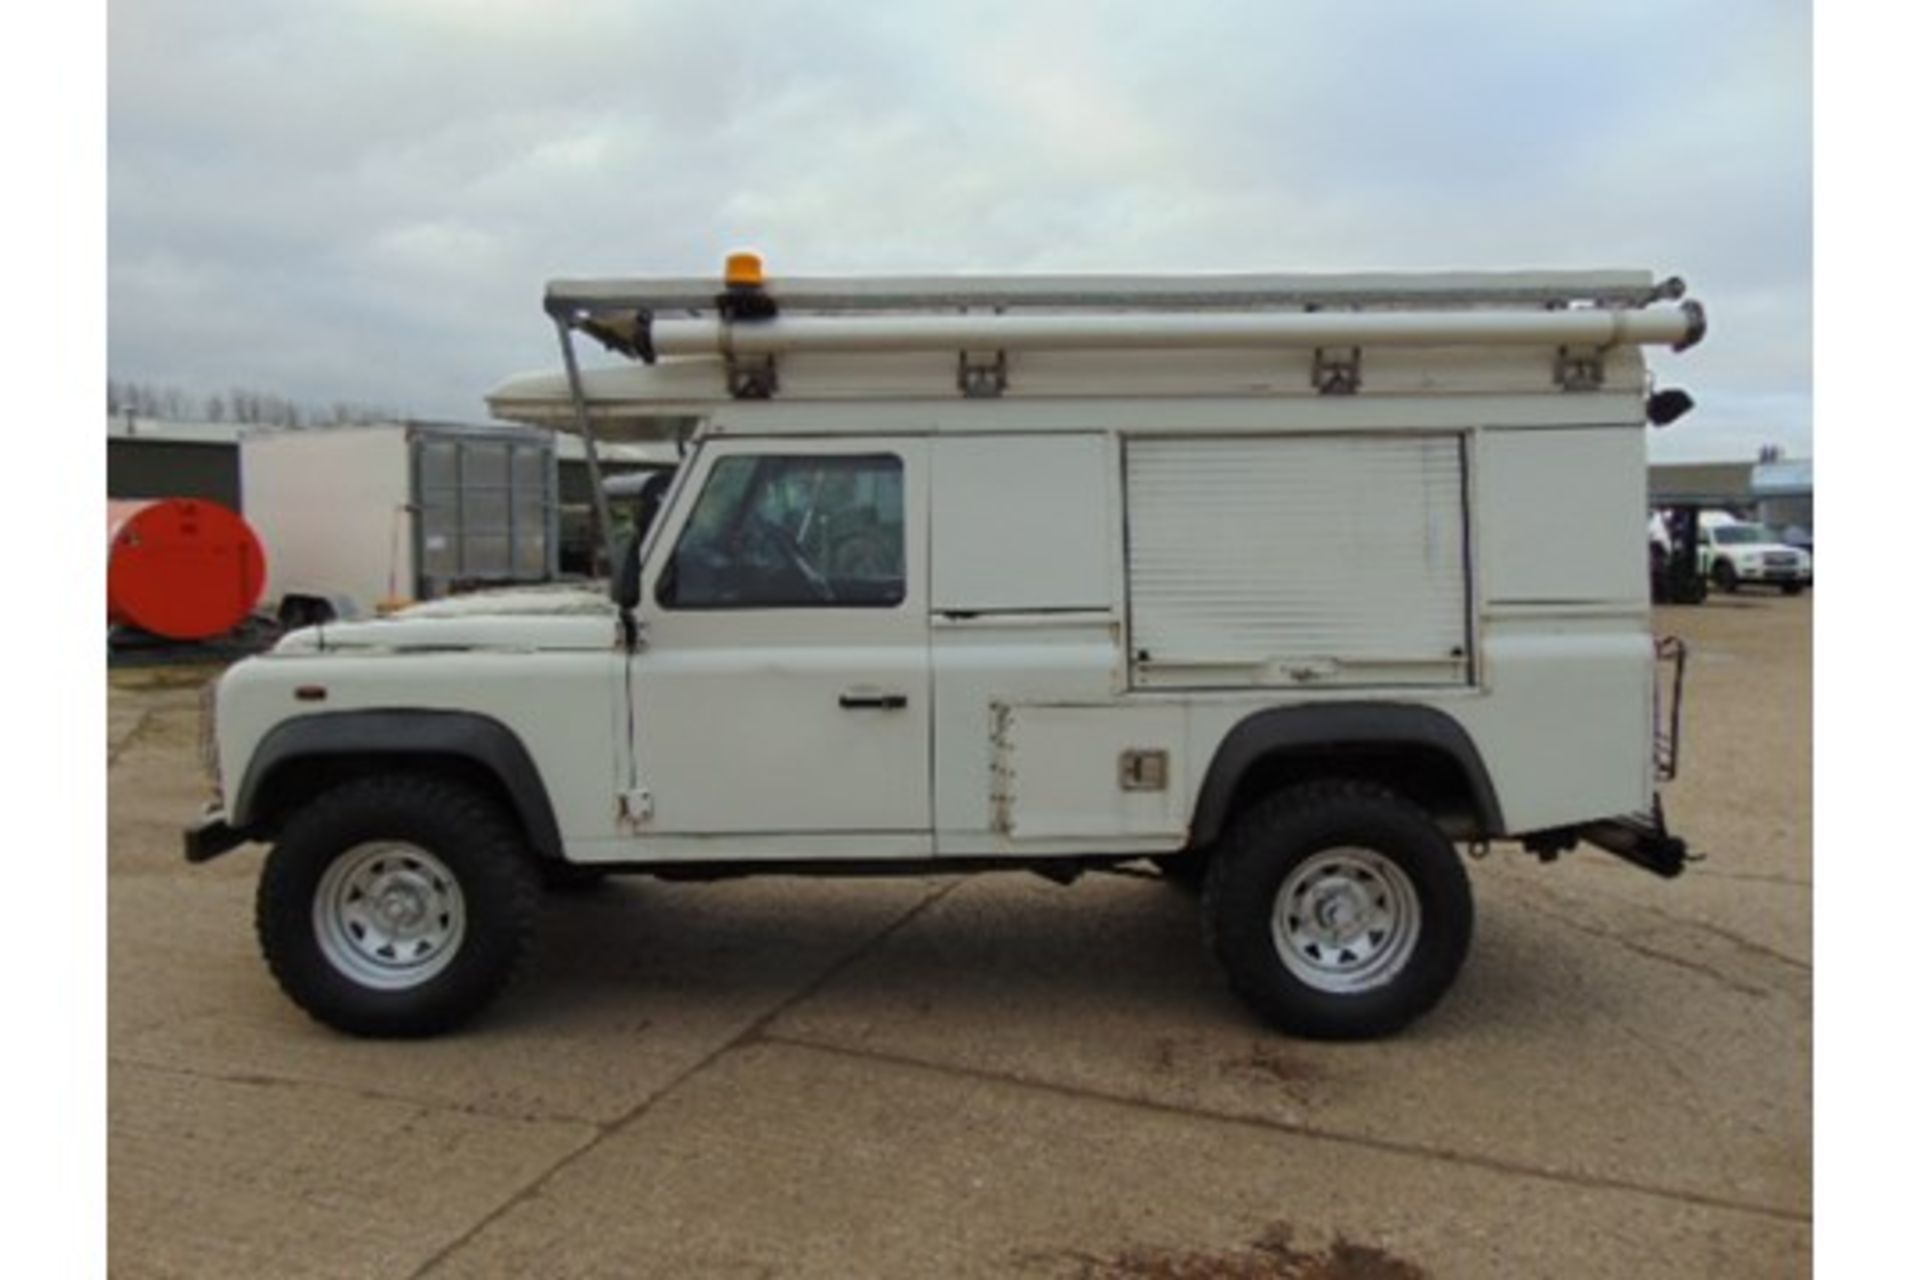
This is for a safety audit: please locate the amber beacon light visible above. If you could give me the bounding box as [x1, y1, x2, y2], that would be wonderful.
[724, 251, 766, 288]
[721, 251, 764, 289]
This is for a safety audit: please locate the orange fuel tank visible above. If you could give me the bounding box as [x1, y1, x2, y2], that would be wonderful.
[107, 499, 267, 641]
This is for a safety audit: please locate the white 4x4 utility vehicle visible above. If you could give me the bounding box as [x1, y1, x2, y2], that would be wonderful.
[1696, 512, 1810, 594]
[188, 258, 1703, 1040]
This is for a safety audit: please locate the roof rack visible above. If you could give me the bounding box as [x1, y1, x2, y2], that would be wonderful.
[545, 269, 1686, 324]
[529, 257, 1703, 575]
[545, 265, 1699, 373]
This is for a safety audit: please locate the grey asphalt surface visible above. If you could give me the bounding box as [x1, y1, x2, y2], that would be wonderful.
[107, 595, 1811, 1278]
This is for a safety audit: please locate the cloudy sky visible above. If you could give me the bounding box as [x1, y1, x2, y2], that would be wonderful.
[109, 0, 1810, 461]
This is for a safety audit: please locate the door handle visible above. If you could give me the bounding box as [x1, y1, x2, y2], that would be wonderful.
[839, 690, 908, 710]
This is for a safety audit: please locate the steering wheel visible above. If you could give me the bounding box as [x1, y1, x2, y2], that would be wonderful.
[745, 513, 834, 602]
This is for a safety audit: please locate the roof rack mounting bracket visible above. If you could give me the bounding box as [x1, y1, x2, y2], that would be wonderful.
[630, 309, 657, 364]
[1312, 346, 1362, 396]
[1555, 344, 1606, 392]
[725, 352, 779, 400]
[958, 350, 1008, 398]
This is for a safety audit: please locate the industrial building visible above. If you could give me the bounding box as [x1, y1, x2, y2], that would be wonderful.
[1647, 460, 1755, 509]
[108, 415, 243, 508]
[1751, 458, 1814, 537]
[1648, 456, 1814, 541]
[107, 414, 676, 509]
[108, 416, 682, 617]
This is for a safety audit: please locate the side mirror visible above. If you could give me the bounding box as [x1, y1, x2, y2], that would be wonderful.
[635, 469, 675, 544]
[613, 532, 643, 612]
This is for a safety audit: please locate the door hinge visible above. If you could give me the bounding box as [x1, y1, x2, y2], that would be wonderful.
[989, 704, 1015, 835]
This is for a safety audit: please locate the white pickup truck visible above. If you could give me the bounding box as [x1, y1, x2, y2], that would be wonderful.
[1697, 513, 1811, 594]
[187, 258, 1702, 1040]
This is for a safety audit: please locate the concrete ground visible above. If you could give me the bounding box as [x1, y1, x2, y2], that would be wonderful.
[108, 595, 1811, 1278]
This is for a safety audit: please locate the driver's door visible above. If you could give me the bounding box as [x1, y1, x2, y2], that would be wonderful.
[628, 437, 932, 844]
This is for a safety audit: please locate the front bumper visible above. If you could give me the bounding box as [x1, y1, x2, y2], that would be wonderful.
[184, 804, 248, 863]
[1735, 563, 1810, 584]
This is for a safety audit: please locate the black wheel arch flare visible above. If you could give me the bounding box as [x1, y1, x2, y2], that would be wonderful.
[231, 710, 566, 861]
[1187, 702, 1506, 848]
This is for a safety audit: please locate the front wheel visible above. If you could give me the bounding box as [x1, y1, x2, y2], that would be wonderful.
[256, 774, 539, 1037]
[1203, 781, 1473, 1039]
[1712, 560, 1739, 594]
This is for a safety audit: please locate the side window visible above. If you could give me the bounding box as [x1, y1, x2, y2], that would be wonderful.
[659, 453, 905, 609]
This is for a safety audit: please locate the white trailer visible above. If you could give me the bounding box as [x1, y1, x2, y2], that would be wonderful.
[193, 257, 1703, 1040]
[240, 421, 560, 624]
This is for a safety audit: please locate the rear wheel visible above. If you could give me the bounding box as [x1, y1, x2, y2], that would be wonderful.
[1203, 781, 1473, 1039]
[256, 774, 539, 1037]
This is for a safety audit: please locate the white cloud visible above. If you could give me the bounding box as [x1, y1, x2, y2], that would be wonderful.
[366, 220, 506, 276]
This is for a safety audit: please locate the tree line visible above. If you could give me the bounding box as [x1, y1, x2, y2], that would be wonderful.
[107, 379, 400, 427]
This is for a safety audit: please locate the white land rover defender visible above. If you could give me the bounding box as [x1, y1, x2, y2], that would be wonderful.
[187, 257, 1702, 1040]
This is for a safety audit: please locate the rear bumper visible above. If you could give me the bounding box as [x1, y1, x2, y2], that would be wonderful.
[183, 804, 248, 863]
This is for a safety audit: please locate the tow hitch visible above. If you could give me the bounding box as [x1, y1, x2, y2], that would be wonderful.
[1574, 801, 1692, 878]
[1527, 796, 1693, 879]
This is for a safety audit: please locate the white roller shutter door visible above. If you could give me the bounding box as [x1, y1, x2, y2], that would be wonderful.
[1126, 434, 1470, 688]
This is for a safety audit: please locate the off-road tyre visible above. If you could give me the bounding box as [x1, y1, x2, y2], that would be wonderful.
[256, 774, 539, 1037]
[1202, 781, 1473, 1040]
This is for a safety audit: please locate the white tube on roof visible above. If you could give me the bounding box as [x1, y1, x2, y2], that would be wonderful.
[649, 305, 1701, 356]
